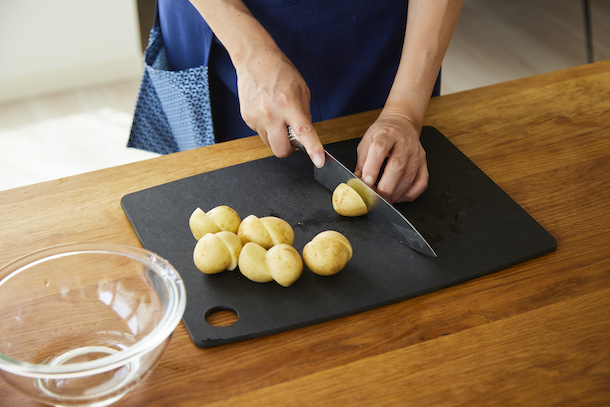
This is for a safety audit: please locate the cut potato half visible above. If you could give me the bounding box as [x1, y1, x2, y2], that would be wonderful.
[260, 216, 295, 246]
[193, 233, 231, 274]
[190, 208, 222, 240]
[238, 242, 273, 283]
[265, 244, 303, 287]
[332, 183, 369, 217]
[237, 215, 273, 249]
[207, 205, 241, 234]
[216, 231, 243, 271]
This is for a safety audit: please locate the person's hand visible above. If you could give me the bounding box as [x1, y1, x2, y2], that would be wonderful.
[354, 112, 428, 203]
[235, 49, 325, 168]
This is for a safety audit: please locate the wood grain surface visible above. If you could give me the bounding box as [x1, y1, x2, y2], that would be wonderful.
[0, 60, 609, 406]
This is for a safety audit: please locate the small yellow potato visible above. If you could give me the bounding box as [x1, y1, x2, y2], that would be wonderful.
[265, 244, 303, 287]
[312, 230, 353, 260]
[237, 215, 273, 249]
[260, 216, 295, 246]
[193, 233, 231, 274]
[237, 242, 273, 283]
[303, 231, 352, 276]
[215, 231, 243, 271]
[207, 205, 241, 234]
[332, 183, 369, 217]
[189, 208, 221, 240]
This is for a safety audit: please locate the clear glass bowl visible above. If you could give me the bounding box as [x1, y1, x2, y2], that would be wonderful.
[0, 242, 187, 407]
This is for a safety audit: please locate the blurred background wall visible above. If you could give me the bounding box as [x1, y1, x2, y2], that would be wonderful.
[0, 0, 143, 104]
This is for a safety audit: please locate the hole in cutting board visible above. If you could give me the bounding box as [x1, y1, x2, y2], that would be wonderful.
[205, 306, 238, 327]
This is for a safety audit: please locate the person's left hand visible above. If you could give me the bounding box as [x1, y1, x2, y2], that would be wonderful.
[354, 112, 428, 203]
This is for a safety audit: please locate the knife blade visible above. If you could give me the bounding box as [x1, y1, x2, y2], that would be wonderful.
[288, 127, 437, 257]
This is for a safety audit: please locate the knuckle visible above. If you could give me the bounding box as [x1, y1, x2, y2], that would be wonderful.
[386, 155, 407, 172]
[295, 123, 313, 135]
[275, 93, 289, 108]
[299, 84, 311, 99]
[370, 137, 390, 155]
[403, 171, 417, 184]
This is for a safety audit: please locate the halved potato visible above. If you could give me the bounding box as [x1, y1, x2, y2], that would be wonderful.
[332, 183, 369, 217]
[238, 242, 273, 283]
[260, 216, 294, 246]
[189, 208, 221, 240]
[237, 214, 273, 249]
[215, 231, 243, 271]
[207, 205, 241, 234]
[193, 233, 231, 274]
[265, 244, 303, 287]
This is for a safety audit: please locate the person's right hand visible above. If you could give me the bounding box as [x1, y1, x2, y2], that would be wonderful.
[235, 49, 325, 168]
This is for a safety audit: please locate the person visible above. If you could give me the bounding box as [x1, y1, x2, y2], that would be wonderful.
[131, 0, 463, 203]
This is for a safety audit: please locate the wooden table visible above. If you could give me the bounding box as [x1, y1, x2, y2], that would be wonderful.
[1, 61, 609, 406]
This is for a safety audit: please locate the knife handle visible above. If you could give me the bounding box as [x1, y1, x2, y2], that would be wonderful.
[288, 126, 307, 153]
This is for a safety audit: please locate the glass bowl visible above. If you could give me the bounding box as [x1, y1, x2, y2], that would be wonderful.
[0, 242, 187, 407]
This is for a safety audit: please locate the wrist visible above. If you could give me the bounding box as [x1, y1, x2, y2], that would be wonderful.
[378, 106, 424, 135]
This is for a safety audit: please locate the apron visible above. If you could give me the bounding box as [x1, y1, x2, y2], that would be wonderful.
[128, 6, 214, 154]
[129, 0, 441, 153]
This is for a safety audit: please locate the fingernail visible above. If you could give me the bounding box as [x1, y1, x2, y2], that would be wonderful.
[364, 175, 374, 185]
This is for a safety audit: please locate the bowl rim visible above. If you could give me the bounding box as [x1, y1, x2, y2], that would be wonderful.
[0, 242, 187, 378]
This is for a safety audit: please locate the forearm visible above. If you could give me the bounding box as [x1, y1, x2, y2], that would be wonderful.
[384, 0, 463, 127]
[188, 0, 282, 65]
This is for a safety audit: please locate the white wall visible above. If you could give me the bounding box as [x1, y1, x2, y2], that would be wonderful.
[0, 0, 143, 104]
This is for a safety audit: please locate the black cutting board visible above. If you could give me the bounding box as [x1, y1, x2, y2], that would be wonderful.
[121, 126, 556, 347]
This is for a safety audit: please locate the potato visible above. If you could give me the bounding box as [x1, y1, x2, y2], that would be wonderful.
[265, 244, 303, 287]
[332, 183, 369, 217]
[207, 205, 241, 234]
[303, 231, 352, 276]
[237, 214, 273, 249]
[312, 230, 353, 260]
[237, 242, 273, 283]
[260, 216, 295, 246]
[189, 208, 221, 240]
[193, 233, 231, 274]
[215, 231, 243, 271]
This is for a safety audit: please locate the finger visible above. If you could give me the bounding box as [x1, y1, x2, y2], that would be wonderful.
[289, 119, 325, 168]
[376, 152, 412, 202]
[266, 124, 295, 158]
[384, 144, 428, 203]
[396, 165, 429, 203]
[286, 80, 325, 166]
[360, 135, 393, 187]
[354, 137, 372, 179]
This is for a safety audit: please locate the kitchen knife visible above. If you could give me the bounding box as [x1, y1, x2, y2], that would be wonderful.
[288, 127, 437, 257]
